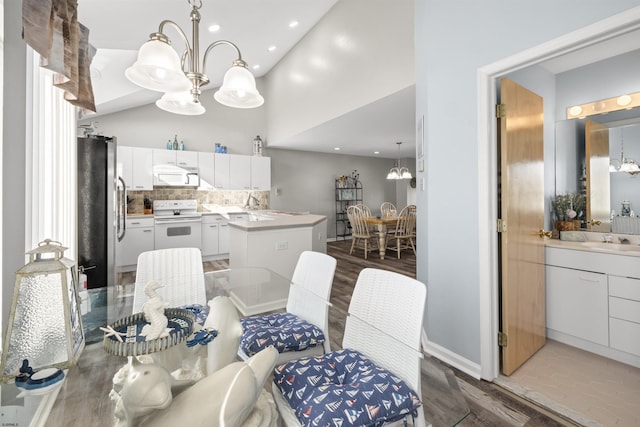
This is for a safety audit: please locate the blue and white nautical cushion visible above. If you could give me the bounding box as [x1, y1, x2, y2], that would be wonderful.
[273, 348, 422, 427]
[240, 312, 326, 356]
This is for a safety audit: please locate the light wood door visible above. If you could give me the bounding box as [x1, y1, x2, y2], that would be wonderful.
[499, 78, 546, 375]
[585, 120, 611, 232]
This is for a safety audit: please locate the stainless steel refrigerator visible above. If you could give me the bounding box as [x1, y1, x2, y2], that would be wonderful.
[77, 135, 126, 341]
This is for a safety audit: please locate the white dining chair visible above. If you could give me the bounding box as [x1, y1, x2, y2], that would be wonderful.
[132, 247, 206, 314]
[272, 268, 428, 427]
[237, 250, 337, 364]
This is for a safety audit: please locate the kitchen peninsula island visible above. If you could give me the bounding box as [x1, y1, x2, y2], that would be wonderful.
[227, 211, 327, 279]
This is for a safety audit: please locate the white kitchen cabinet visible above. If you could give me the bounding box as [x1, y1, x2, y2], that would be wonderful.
[198, 152, 215, 190]
[219, 221, 230, 254]
[117, 146, 153, 190]
[201, 214, 230, 256]
[251, 156, 271, 190]
[609, 275, 640, 357]
[153, 149, 198, 168]
[546, 265, 608, 346]
[229, 154, 252, 190]
[214, 154, 230, 189]
[116, 217, 154, 267]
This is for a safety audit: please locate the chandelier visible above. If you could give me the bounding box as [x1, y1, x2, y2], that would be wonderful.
[386, 142, 412, 180]
[125, 0, 264, 115]
[610, 126, 640, 175]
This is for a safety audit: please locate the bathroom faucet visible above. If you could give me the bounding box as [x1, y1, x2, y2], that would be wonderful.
[244, 193, 260, 210]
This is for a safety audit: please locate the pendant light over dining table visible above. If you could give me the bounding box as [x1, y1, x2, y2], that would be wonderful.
[386, 142, 413, 180]
[125, 0, 264, 115]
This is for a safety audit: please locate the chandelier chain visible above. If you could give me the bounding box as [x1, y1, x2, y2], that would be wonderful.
[189, 0, 202, 10]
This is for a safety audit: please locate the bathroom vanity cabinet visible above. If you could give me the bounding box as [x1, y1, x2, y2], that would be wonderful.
[545, 243, 640, 368]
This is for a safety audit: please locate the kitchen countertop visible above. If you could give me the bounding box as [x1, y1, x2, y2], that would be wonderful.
[228, 212, 327, 231]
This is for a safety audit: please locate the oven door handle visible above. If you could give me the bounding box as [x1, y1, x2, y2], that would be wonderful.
[155, 218, 202, 225]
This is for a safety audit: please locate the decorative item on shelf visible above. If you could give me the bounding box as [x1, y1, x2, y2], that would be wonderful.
[253, 135, 264, 156]
[0, 239, 84, 382]
[14, 359, 65, 397]
[172, 134, 179, 150]
[179, 140, 185, 151]
[551, 192, 586, 232]
[166, 139, 172, 150]
[214, 143, 228, 154]
[144, 196, 153, 214]
[124, 0, 263, 115]
[622, 200, 631, 216]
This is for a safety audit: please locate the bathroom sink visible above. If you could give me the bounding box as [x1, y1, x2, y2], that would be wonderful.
[581, 241, 640, 252]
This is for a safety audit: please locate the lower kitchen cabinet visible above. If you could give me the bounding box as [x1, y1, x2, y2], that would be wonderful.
[116, 217, 154, 267]
[202, 214, 230, 257]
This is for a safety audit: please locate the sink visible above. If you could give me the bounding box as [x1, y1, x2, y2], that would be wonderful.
[581, 241, 640, 252]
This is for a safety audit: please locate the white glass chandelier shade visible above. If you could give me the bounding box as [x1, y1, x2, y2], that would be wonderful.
[125, 1, 264, 115]
[386, 142, 413, 180]
[214, 61, 264, 108]
[125, 39, 191, 93]
[156, 91, 206, 115]
[610, 127, 640, 175]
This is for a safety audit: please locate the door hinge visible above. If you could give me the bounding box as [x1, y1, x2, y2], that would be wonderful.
[496, 103, 506, 118]
[497, 218, 507, 233]
[498, 332, 508, 347]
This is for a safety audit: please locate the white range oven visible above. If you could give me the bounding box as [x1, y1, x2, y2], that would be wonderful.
[153, 199, 202, 250]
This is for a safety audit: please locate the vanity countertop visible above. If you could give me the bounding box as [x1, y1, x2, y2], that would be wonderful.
[546, 238, 640, 257]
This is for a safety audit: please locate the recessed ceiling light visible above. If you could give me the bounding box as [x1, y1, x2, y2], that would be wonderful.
[268, 45, 277, 52]
[208, 24, 220, 33]
[334, 147, 340, 151]
[252, 64, 260, 70]
[374, 151, 380, 154]
[289, 20, 299, 28]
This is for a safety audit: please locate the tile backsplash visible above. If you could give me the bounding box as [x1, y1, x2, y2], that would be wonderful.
[127, 189, 270, 214]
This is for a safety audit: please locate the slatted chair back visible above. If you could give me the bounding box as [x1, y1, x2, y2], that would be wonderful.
[380, 201, 397, 218]
[132, 247, 206, 313]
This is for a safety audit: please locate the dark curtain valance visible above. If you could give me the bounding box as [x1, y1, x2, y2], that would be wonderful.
[22, 0, 96, 113]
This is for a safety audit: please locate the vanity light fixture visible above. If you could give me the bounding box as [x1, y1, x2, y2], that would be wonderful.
[125, 0, 264, 116]
[386, 142, 412, 180]
[567, 91, 640, 119]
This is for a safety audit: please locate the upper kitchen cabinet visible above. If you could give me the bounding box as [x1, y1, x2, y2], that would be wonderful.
[153, 149, 198, 168]
[214, 153, 230, 189]
[198, 152, 215, 191]
[118, 145, 153, 190]
[251, 156, 271, 191]
[229, 154, 252, 190]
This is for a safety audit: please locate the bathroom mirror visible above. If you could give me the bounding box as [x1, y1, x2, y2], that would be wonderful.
[555, 107, 640, 234]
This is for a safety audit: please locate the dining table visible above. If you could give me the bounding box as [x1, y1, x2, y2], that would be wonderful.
[364, 216, 399, 259]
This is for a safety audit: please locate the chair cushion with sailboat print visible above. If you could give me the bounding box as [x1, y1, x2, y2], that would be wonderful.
[273, 348, 422, 427]
[239, 312, 326, 356]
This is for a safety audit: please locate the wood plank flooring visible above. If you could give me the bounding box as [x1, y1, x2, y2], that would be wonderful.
[48, 240, 579, 426]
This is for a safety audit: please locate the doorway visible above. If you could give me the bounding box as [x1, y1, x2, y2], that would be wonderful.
[478, 7, 640, 426]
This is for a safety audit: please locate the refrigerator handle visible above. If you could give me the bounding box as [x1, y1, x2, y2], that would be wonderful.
[117, 176, 127, 241]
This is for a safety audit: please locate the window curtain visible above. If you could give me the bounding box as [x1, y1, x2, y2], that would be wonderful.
[22, 0, 96, 113]
[28, 49, 77, 261]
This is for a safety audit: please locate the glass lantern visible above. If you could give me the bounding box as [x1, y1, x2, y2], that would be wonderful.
[0, 239, 84, 381]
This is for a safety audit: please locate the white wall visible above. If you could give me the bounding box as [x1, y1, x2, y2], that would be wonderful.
[416, 0, 640, 374]
[268, 148, 398, 239]
[2, 0, 27, 328]
[264, 0, 414, 145]
[80, 80, 268, 155]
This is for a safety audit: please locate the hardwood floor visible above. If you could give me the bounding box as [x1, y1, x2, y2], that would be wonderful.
[49, 241, 578, 426]
[325, 239, 576, 427]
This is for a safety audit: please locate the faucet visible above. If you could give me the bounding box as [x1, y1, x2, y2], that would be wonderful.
[244, 193, 260, 210]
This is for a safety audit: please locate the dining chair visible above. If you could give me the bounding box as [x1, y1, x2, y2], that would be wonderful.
[381, 201, 398, 218]
[387, 204, 417, 258]
[132, 247, 206, 314]
[346, 205, 378, 259]
[237, 250, 337, 364]
[272, 268, 428, 427]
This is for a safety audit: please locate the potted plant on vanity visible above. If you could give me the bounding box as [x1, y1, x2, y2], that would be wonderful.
[552, 192, 586, 232]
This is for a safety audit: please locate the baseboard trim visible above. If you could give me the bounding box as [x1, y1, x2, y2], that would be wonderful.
[423, 336, 482, 379]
